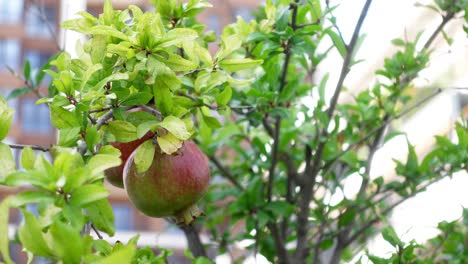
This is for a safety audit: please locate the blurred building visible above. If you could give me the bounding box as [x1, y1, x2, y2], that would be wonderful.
[0, 0, 261, 263]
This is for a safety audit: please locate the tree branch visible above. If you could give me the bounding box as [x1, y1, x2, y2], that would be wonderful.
[208, 155, 244, 191]
[423, 11, 455, 50]
[321, 88, 443, 176]
[8, 143, 50, 152]
[342, 177, 444, 248]
[181, 224, 207, 258]
[268, 223, 290, 264]
[30, 0, 61, 51]
[294, 144, 314, 260]
[294, 2, 374, 261]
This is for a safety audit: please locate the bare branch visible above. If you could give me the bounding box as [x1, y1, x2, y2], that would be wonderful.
[326, 0, 374, 121]
[423, 11, 455, 50]
[208, 155, 244, 191]
[181, 224, 207, 258]
[91, 224, 103, 240]
[321, 88, 443, 176]
[30, 0, 62, 51]
[343, 178, 444, 248]
[8, 143, 50, 152]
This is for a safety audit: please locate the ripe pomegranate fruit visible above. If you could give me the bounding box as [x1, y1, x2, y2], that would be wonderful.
[123, 141, 210, 225]
[104, 132, 154, 188]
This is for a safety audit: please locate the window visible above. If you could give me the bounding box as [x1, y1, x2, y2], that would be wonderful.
[24, 50, 53, 83]
[235, 7, 254, 21]
[24, 50, 52, 70]
[0, 40, 21, 70]
[207, 13, 221, 36]
[26, 5, 56, 38]
[112, 204, 134, 230]
[0, 1, 23, 23]
[21, 98, 51, 134]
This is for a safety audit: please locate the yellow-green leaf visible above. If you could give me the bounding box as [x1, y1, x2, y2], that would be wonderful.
[134, 140, 155, 173]
[157, 133, 183, 154]
[21, 147, 35, 170]
[219, 58, 263, 72]
[0, 197, 12, 264]
[159, 116, 192, 140]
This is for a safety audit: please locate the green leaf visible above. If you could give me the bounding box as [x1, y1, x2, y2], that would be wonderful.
[50, 106, 80, 129]
[97, 243, 136, 264]
[85, 199, 115, 236]
[5, 171, 51, 189]
[164, 53, 199, 72]
[405, 142, 419, 174]
[87, 154, 121, 180]
[134, 140, 155, 174]
[50, 220, 83, 264]
[382, 226, 403, 247]
[264, 201, 294, 218]
[85, 126, 100, 152]
[157, 133, 183, 154]
[338, 208, 357, 227]
[20, 147, 36, 170]
[318, 73, 329, 101]
[92, 72, 129, 91]
[160, 28, 198, 48]
[79, 64, 103, 91]
[159, 116, 192, 141]
[0, 197, 12, 264]
[10, 191, 55, 207]
[202, 114, 222, 129]
[0, 143, 15, 180]
[88, 25, 130, 41]
[107, 120, 138, 143]
[69, 184, 109, 207]
[23, 60, 31, 81]
[215, 86, 232, 107]
[36, 54, 56, 85]
[195, 257, 214, 264]
[121, 92, 153, 106]
[137, 120, 159, 139]
[219, 58, 263, 72]
[0, 94, 14, 140]
[58, 127, 81, 147]
[103, 0, 113, 25]
[18, 210, 54, 257]
[325, 28, 346, 58]
[7, 87, 31, 100]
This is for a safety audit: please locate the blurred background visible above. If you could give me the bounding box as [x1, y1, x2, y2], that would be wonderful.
[0, 0, 467, 263]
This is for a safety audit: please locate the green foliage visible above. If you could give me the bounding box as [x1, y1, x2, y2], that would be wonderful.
[0, 0, 467, 263]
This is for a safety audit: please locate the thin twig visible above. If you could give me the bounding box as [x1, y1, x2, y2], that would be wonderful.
[96, 109, 117, 130]
[89, 106, 113, 113]
[208, 155, 244, 191]
[30, 0, 61, 51]
[423, 11, 455, 50]
[342, 177, 444, 248]
[140, 105, 163, 120]
[91, 224, 103, 239]
[326, 0, 373, 121]
[295, 1, 374, 261]
[321, 88, 443, 176]
[8, 143, 49, 152]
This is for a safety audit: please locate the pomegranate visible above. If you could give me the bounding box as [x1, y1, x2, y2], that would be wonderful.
[123, 141, 210, 225]
[104, 132, 154, 188]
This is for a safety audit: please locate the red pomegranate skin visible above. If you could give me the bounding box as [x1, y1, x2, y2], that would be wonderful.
[104, 133, 153, 188]
[123, 141, 210, 217]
